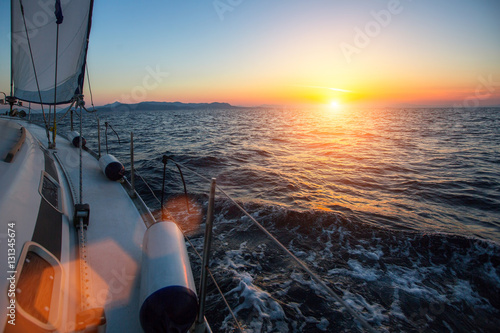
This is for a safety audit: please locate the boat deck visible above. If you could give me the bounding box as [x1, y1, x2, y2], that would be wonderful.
[0, 119, 24, 163]
[1, 117, 147, 332]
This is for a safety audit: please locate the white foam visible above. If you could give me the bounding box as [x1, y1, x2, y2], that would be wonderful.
[452, 279, 489, 308]
[386, 265, 447, 301]
[283, 301, 330, 331]
[348, 244, 384, 260]
[316, 317, 330, 331]
[288, 239, 318, 266]
[388, 288, 408, 321]
[222, 271, 288, 332]
[214, 241, 289, 331]
[328, 259, 380, 282]
[342, 290, 388, 325]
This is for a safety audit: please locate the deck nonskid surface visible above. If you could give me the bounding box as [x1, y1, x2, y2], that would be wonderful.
[0, 119, 23, 162]
[24, 120, 147, 331]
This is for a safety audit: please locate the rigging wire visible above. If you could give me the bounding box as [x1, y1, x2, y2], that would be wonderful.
[164, 159, 378, 333]
[52, 22, 60, 145]
[95, 134, 374, 330]
[56, 100, 76, 123]
[178, 225, 244, 332]
[73, 96, 84, 204]
[133, 154, 376, 331]
[18, 0, 50, 144]
[206, 269, 244, 332]
[85, 62, 97, 111]
[133, 156, 243, 331]
[134, 168, 162, 206]
[216, 187, 378, 332]
[131, 163, 243, 331]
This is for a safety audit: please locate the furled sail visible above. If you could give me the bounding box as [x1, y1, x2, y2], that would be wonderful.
[11, 0, 94, 104]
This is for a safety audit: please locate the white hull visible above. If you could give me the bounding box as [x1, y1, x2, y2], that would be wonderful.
[0, 117, 202, 332]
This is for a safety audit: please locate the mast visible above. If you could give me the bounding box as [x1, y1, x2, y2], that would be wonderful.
[10, 0, 13, 98]
[52, 0, 63, 148]
[9, 0, 14, 115]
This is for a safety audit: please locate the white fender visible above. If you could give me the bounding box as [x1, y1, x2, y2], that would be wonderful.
[139, 221, 198, 333]
[98, 154, 125, 181]
[69, 131, 86, 148]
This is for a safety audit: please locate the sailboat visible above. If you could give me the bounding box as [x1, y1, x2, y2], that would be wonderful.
[1, 1, 387, 332]
[0, 1, 211, 332]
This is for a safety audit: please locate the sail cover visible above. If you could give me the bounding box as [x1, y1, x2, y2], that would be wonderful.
[12, 0, 94, 104]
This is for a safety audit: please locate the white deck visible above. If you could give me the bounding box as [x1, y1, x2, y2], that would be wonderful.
[0, 118, 46, 329]
[1, 117, 148, 332]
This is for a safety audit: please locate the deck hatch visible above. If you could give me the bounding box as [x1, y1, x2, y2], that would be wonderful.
[12, 242, 64, 331]
[38, 171, 62, 213]
[17, 251, 55, 324]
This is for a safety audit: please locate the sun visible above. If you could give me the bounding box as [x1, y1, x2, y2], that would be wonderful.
[329, 100, 340, 109]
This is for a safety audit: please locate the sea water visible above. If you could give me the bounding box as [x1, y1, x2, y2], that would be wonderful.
[54, 106, 499, 332]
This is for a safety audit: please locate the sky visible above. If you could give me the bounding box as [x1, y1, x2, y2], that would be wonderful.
[1, 0, 500, 108]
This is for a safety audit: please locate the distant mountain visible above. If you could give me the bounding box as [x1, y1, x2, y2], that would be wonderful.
[97, 101, 238, 112]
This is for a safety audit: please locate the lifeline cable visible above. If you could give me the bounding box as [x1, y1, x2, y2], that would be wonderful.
[163, 155, 191, 214]
[104, 122, 121, 154]
[121, 156, 244, 331]
[166, 159, 378, 333]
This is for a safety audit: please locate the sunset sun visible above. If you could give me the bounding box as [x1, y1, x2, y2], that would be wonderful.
[330, 100, 340, 109]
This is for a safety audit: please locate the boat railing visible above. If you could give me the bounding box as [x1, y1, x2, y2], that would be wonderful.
[67, 119, 378, 332]
[157, 158, 378, 333]
[116, 128, 377, 332]
[120, 156, 240, 332]
[4, 111, 377, 332]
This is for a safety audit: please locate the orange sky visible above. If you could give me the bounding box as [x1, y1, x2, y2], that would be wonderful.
[1, 1, 500, 108]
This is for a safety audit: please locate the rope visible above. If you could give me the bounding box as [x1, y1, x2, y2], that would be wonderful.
[207, 269, 244, 332]
[77, 99, 84, 204]
[174, 162, 190, 213]
[85, 62, 97, 111]
[18, 0, 50, 144]
[52, 23, 60, 144]
[122, 152, 375, 331]
[104, 122, 121, 154]
[56, 100, 76, 123]
[79, 119, 83, 203]
[162, 156, 190, 214]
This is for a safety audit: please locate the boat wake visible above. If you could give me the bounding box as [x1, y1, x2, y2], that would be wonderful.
[172, 197, 500, 332]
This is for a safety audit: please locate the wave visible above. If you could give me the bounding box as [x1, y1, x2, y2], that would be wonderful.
[172, 198, 500, 332]
[42, 107, 500, 331]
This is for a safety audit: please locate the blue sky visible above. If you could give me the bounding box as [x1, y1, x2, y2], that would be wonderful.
[1, 0, 500, 107]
